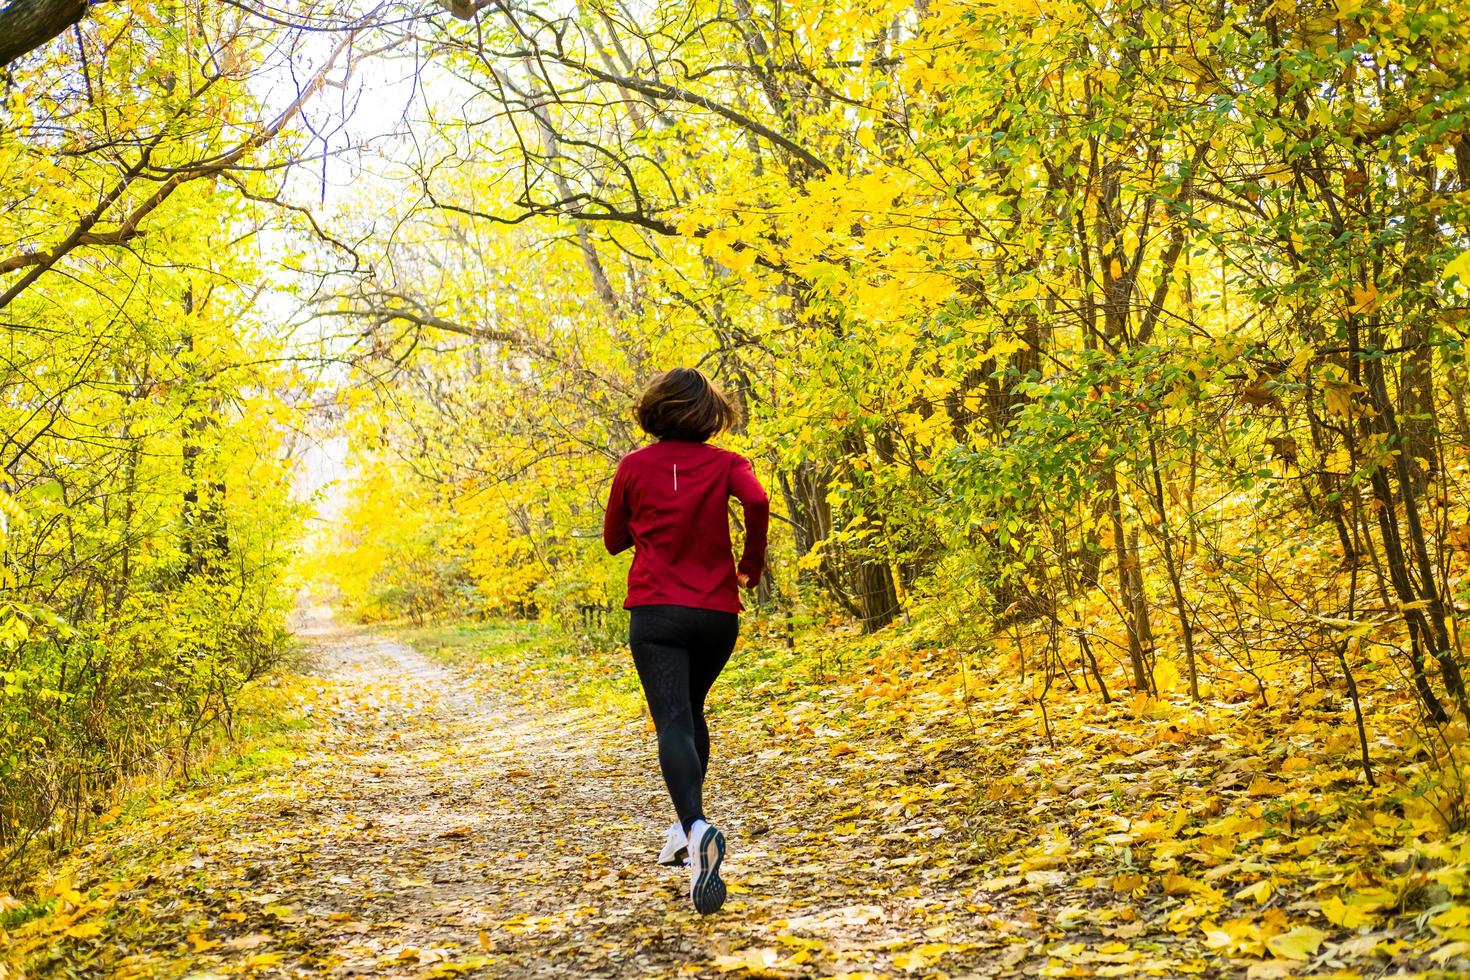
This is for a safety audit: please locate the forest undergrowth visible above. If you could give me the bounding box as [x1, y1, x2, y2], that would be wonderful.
[4, 598, 1465, 979]
[425, 607, 1470, 979]
[388, 464, 1470, 979]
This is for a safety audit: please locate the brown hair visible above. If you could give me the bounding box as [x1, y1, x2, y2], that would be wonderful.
[635, 367, 738, 442]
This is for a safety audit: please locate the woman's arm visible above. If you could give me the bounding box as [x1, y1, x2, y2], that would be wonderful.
[603, 463, 633, 554]
[729, 455, 770, 586]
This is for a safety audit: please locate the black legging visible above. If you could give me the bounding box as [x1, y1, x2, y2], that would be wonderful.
[629, 605, 739, 831]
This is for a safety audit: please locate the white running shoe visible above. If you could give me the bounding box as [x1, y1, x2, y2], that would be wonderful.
[658, 821, 689, 866]
[687, 819, 727, 915]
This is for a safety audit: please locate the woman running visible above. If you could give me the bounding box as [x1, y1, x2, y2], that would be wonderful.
[602, 367, 769, 915]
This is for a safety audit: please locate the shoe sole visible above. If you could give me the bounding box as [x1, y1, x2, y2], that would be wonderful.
[658, 846, 688, 867]
[691, 826, 726, 915]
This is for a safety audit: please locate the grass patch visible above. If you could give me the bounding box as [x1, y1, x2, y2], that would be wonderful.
[0, 897, 53, 930]
[390, 619, 644, 715]
[388, 613, 894, 729]
[388, 620, 545, 658]
[208, 743, 296, 780]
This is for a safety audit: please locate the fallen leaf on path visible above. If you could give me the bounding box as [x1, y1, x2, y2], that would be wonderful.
[1265, 925, 1326, 961]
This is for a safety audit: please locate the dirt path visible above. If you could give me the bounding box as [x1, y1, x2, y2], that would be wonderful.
[21, 616, 1007, 978]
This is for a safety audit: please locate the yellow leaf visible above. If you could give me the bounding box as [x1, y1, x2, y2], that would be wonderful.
[1162, 873, 1194, 896]
[1320, 893, 1380, 928]
[1113, 873, 1147, 893]
[1349, 282, 1378, 313]
[1287, 345, 1315, 376]
[1203, 917, 1263, 956]
[1266, 925, 1326, 961]
[1323, 380, 1364, 419]
[977, 874, 1023, 891]
[1109, 258, 1123, 279]
[713, 948, 781, 972]
[1244, 961, 1296, 979]
[426, 957, 494, 977]
[1021, 850, 1069, 872]
[1246, 776, 1287, 797]
[1431, 940, 1470, 965]
[1431, 905, 1470, 931]
[1443, 249, 1470, 284]
[64, 921, 103, 939]
[892, 949, 929, 971]
[1153, 659, 1182, 692]
[1237, 879, 1275, 905]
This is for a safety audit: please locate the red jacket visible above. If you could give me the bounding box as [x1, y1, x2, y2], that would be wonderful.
[603, 440, 770, 613]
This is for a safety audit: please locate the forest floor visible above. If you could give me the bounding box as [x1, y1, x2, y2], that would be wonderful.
[3, 609, 1470, 978]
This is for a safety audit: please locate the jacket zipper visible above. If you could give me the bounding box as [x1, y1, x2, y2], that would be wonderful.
[673, 463, 678, 492]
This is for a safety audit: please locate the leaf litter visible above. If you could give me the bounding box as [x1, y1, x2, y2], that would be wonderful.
[2, 613, 1469, 979]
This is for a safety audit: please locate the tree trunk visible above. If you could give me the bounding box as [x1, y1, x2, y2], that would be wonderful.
[0, 0, 85, 70]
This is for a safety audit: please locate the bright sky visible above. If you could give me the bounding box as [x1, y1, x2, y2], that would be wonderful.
[262, 21, 503, 533]
[268, 43, 431, 526]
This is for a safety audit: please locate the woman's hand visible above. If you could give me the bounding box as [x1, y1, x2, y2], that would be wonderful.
[737, 572, 753, 589]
